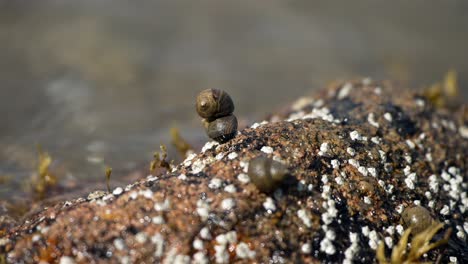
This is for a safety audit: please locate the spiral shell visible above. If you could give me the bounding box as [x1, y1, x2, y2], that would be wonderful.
[248, 156, 288, 193]
[206, 115, 238, 143]
[196, 89, 235, 120]
[401, 206, 434, 235]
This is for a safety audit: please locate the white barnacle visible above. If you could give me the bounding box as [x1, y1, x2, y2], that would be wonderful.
[367, 167, 377, 177]
[112, 187, 123, 196]
[320, 234, 336, 255]
[319, 142, 330, 156]
[209, 178, 223, 189]
[337, 83, 353, 99]
[263, 197, 276, 212]
[183, 153, 197, 167]
[406, 140, 415, 149]
[201, 141, 219, 153]
[331, 159, 340, 169]
[367, 113, 380, 128]
[193, 238, 204, 251]
[297, 209, 312, 228]
[348, 159, 360, 168]
[154, 199, 171, 211]
[227, 152, 238, 160]
[371, 137, 381, 144]
[221, 198, 236, 210]
[350, 130, 361, 141]
[223, 184, 236, 193]
[151, 233, 165, 257]
[459, 126, 468, 139]
[358, 166, 368, 176]
[235, 242, 256, 259]
[368, 230, 379, 250]
[193, 252, 208, 264]
[261, 146, 274, 154]
[384, 112, 393, 122]
[440, 205, 450, 215]
[196, 200, 210, 221]
[237, 173, 250, 183]
[191, 159, 206, 174]
[215, 153, 225, 160]
[346, 147, 356, 156]
[199, 227, 212, 240]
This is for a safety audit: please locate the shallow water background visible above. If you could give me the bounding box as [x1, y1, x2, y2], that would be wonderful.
[0, 0, 467, 203]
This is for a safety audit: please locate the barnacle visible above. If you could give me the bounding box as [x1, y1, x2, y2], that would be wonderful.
[377, 222, 451, 264]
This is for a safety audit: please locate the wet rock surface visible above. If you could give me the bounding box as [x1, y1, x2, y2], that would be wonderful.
[1, 80, 467, 263]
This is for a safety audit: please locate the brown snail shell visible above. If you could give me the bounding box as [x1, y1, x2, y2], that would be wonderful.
[357, 180, 375, 195]
[401, 205, 434, 235]
[206, 115, 238, 143]
[248, 156, 288, 193]
[196, 89, 234, 120]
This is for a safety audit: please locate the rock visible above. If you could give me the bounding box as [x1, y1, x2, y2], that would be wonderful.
[1, 80, 467, 263]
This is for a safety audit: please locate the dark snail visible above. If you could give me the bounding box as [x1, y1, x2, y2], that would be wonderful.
[248, 156, 288, 193]
[401, 206, 434, 235]
[206, 115, 238, 143]
[196, 89, 234, 121]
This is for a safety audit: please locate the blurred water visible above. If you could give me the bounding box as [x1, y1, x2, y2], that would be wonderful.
[0, 0, 467, 202]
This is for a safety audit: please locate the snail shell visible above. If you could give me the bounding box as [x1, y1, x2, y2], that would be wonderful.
[248, 156, 288, 193]
[401, 206, 434, 235]
[357, 180, 375, 195]
[196, 89, 235, 120]
[206, 115, 238, 143]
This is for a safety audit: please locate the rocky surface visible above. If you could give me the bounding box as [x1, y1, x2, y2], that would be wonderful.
[1, 80, 467, 263]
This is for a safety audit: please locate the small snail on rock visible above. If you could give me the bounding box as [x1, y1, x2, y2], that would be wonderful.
[196, 89, 235, 121]
[206, 115, 238, 143]
[196, 89, 237, 143]
[401, 205, 434, 235]
[248, 156, 289, 193]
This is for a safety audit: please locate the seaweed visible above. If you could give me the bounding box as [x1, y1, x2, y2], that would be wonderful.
[377, 222, 451, 264]
[423, 70, 459, 108]
[105, 167, 112, 193]
[31, 146, 58, 199]
[170, 127, 193, 158]
[149, 145, 171, 174]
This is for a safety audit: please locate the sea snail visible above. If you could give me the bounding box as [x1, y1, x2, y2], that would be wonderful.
[401, 205, 434, 235]
[196, 89, 235, 121]
[196, 89, 238, 143]
[248, 156, 288, 193]
[206, 115, 238, 143]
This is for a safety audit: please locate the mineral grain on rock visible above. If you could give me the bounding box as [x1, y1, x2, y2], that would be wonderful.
[1, 80, 467, 263]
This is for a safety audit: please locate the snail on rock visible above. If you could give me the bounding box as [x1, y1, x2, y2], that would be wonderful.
[248, 156, 289, 193]
[196, 89, 235, 120]
[196, 89, 238, 143]
[401, 205, 434, 235]
[206, 115, 238, 143]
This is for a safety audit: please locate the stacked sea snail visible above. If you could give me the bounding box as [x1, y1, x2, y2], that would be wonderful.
[196, 89, 238, 143]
